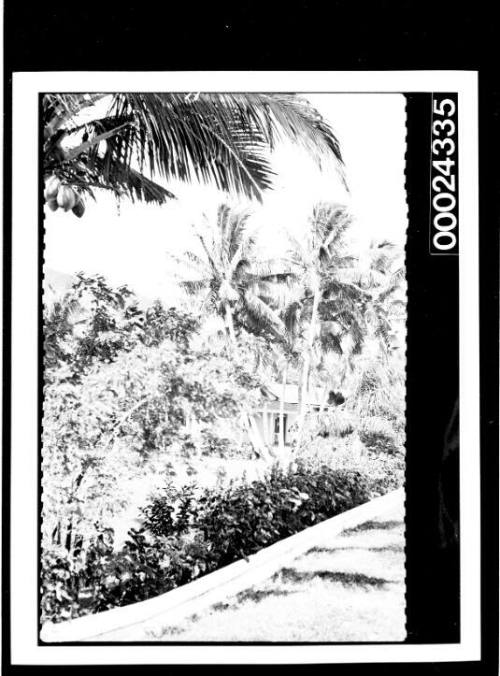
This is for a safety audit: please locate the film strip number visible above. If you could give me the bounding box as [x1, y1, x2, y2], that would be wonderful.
[430, 95, 459, 254]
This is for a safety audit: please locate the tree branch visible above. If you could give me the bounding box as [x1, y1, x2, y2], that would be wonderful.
[64, 122, 134, 161]
[101, 395, 151, 451]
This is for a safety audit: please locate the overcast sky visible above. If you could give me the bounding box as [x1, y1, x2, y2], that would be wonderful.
[44, 93, 407, 302]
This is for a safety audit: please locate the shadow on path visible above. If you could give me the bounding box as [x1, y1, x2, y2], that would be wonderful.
[273, 567, 394, 589]
[237, 588, 299, 604]
[308, 543, 404, 555]
[343, 520, 402, 534]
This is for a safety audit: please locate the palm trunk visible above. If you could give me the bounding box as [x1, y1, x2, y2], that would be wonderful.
[316, 383, 330, 431]
[279, 363, 288, 452]
[244, 413, 273, 464]
[295, 277, 320, 449]
[225, 303, 266, 461]
[224, 302, 237, 346]
[318, 383, 330, 416]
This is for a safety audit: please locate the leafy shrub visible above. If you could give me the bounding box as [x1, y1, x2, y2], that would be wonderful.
[142, 483, 195, 538]
[359, 416, 399, 455]
[42, 463, 372, 624]
[363, 453, 405, 496]
[90, 529, 181, 612]
[41, 524, 214, 624]
[42, 527, 118, 623]
[200, 431, 234, 457]
[143, 463, 371, 566]
[41, 547, 80, 623]
[317, 408, 356, 438]
[42, 332, 265, 562]
[296, 430, 404, 498]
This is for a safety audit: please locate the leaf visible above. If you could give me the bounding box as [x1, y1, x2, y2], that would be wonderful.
[43, 93, 345, 205]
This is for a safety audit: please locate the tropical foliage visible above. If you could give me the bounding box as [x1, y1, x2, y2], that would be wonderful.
[43, 275, 270, 560]
[170, 204, 293, 344]
[42, 93, 405, 627]
[43, 93, 344, 214]
[42, 461, 373, 623]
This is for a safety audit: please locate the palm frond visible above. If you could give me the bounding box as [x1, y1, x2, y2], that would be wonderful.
[44, 93, 345, 208]
[165, 251, 205, 278]
[196, 231, 221, 278]
[242, 291, 286, 335]
[43, 94, 108, 136]
[255, 95, 344, 177]
[109, 94, 280, 201]
[216, 204, 232, 254]
[182, 250, 210, 271]
[282, 300, 303, 336]
[54, 154, 175, 205]
[319, 324, 344, 355]
[250, 257, 298, 279]
[180, 279, 209, 296]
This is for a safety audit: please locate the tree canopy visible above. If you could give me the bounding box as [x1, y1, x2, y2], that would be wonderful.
[43, 93, 345, 215]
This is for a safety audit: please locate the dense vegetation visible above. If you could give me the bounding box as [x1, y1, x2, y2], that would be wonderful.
[42, 199, 405, 624]
[42, 462, 375, 622]
[42, 92, 404, 628]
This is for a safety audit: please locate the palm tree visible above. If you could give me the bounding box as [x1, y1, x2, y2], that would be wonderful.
[357, 240, 406, 347]
[286, 203, 361, 442]
[170, 204, 299, 463]
[170, 204, 293, 346]
[302, 238, 405, 449]
[43, 93, 344, 214]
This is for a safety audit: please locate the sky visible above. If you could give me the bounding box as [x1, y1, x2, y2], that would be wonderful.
[44, 94, 407, 302]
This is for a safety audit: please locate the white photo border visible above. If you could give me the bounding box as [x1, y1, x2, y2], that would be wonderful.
[10, 70, 479, 665]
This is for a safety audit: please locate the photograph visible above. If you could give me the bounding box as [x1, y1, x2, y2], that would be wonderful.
[40, 91, 407, 642]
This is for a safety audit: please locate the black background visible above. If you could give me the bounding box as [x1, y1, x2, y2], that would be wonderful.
[3, 1, 499, 674]
[405, 94, 460, 642]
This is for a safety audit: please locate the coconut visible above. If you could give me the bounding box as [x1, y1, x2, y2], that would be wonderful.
[44, 175, 61, 199]
[72, 199, 85, 218]
[56, 185, 77, 212]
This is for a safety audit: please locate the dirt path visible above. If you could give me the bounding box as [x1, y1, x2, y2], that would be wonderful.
[141, 499, 406, 642]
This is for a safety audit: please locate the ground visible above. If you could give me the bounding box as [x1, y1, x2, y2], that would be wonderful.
[101, 497, 405, 642]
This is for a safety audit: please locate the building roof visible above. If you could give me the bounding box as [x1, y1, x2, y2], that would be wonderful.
[261, 382, 324, 406]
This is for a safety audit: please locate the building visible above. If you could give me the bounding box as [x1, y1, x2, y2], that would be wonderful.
[251, 383, 327, 447]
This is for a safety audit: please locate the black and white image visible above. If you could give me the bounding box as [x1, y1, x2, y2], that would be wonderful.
[40, 92, 407, 642]
[6, 70, 481, 666]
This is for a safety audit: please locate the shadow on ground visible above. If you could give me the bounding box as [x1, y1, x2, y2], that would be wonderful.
[211, 588, 300, 610]
[343, 520, 401, 534]
[273, 567, 394, 589]
[308, 543, 404, 554]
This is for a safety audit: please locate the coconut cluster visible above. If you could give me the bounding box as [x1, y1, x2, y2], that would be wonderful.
[44, 176, 85, 218]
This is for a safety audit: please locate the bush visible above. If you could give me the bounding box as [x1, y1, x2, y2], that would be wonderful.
[41, 463, 373, 624]
[318, 408, 356, 438]
[296, 431, 404, 498]
[41, 524, 215, 625]
[363, 453, 405, 496]
[200, 430, 234, 457]
[359, 416, 400, 455]
[143, 463, 371, 565]
[41, 547, 80, 623]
